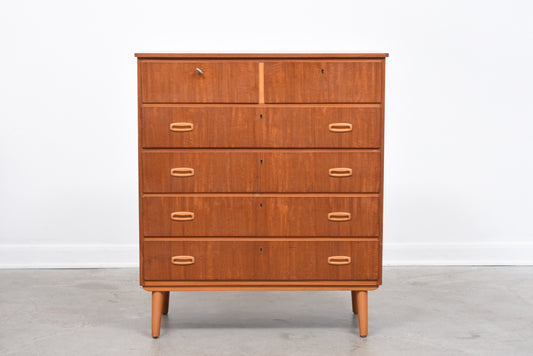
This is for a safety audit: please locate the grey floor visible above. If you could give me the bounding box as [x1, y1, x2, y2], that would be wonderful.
[1, 267, 532, 356]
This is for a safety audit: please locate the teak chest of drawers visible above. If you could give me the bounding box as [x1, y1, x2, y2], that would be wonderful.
[135, 53, 388, 338]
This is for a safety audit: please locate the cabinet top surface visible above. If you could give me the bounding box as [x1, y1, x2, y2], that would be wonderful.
[134, 53, 389, 59]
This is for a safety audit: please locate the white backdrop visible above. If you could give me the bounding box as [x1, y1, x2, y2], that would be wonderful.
[1, 0, 532, 267]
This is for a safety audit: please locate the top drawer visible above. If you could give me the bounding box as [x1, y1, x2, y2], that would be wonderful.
[264, 61, 383, 103]
[140, 61, 259, 103]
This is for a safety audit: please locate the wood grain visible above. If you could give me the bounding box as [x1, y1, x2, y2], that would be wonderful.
[143, 240, 380, 281]
[136, 53, 387, 338]
[378, 59, 386, 285]
[351, 290, 358, 314]
[143, 283, 379, 291]
[261, 106, 381, 148]
[142, 150, 260, 193]
[141, 106, 258, 148]
[142, 150, 381, 193]
[259, 62, 264, 104]
[143, 280, 379, 287]
[142, 195, 380, 237]
[259, 150, 380, 193]
[137, 58, 145, 285]
[264, 61, 382, 103]
[135, 53, 389, 59]
[141, 61, 259, 103]
[356, 291, 368, 337]
[151, 291, 163, 338]
[141, 105, 382, 148]
[162, 292, 169, 315]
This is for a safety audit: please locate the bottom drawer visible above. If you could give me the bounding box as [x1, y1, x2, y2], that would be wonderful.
[143, 240, 379, 281]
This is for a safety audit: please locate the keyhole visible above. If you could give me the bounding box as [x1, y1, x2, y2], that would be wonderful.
[321, 68, 325, 74]
[259, 247, 263, 253]
[260, 159, 263, 165]
[260, 114, 263, 120]
[259, 203, 263, 208]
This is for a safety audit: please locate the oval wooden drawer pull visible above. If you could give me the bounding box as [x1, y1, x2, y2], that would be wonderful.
[171, 255, 195, 265]
[329, 168, 353, 177]
[328, 123, 352, 132]
[170, 167, 195, 177]
[170, 211, 195, 221]
[169, 122, 194, 132]
[327, 212, 352, 222]
[328, 256, 351, 265]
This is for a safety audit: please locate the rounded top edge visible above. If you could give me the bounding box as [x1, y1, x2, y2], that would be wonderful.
[134, 53, 389, 59]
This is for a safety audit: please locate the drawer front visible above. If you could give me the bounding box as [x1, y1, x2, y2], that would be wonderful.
[142, 196, 380, 237]
[142, 150, 260, 193]
[142, 107, 259, 148]
[260, 150, 380, 193]
[141, 106, 381, 148]
[142, 150, 381, 193]
[141, 61, 259, 103]
[264, 61, 382, 103]
[261, 106, 382, 148]
[143, 240, 380, 281]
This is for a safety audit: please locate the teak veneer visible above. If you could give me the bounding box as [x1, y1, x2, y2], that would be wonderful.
[136, 52, 388, 338]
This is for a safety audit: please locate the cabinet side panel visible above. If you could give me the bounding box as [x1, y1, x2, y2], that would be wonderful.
[378, 59, 386, 285]
[138, 59, 144, 285]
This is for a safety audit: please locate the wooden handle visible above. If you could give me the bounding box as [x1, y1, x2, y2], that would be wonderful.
[328, 256, 351, 265]
[328, 212, 352, 222]
[328, 123, 352, 132]
[170, 211, 195, 221]
[169, 122, 194, 132]
[170, 167, 195, 177]
[171, 255, 195, 265]
[329, 168, 353, 177]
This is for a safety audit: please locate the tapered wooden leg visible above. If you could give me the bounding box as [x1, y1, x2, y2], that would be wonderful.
[152, 291, 163, 338]
[356, 291, 368, 337]
[351, 291, 358, 314]
[162, 292, 170, 315]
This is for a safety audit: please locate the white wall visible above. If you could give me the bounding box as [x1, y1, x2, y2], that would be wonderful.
[1, 0, 532, 267]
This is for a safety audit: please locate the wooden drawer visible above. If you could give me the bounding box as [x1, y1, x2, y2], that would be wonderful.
[142, 150, 381, 193]
[143, 150, 260, 193]
[143, 240, 380, 281]
[264, 61, 382, 103]
[140, 61, 258, 103]
[142, 106, 258, 148]
[142, 196, 380, 237]
[261, 106, 382, 148]
[141, 106, 381, 148]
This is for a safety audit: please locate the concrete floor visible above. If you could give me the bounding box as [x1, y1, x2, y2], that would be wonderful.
[0, 267, 532, 356]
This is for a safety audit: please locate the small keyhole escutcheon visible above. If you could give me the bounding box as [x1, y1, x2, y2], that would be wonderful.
[260, 114, 263, 120]
[260, 159, 263, 165]
[259, 247, 263, 253]
[321, 68, 325, 74]
[259, 203, 263, 208]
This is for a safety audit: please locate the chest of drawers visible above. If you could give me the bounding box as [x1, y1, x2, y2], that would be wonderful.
[135, 53, 388, 338]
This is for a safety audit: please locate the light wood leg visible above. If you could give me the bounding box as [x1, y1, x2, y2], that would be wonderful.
[162, 292, 170, 315]
[351, 291, 358, 314]
[356, 291, 368, 337]
[152, 291, 163, 338]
